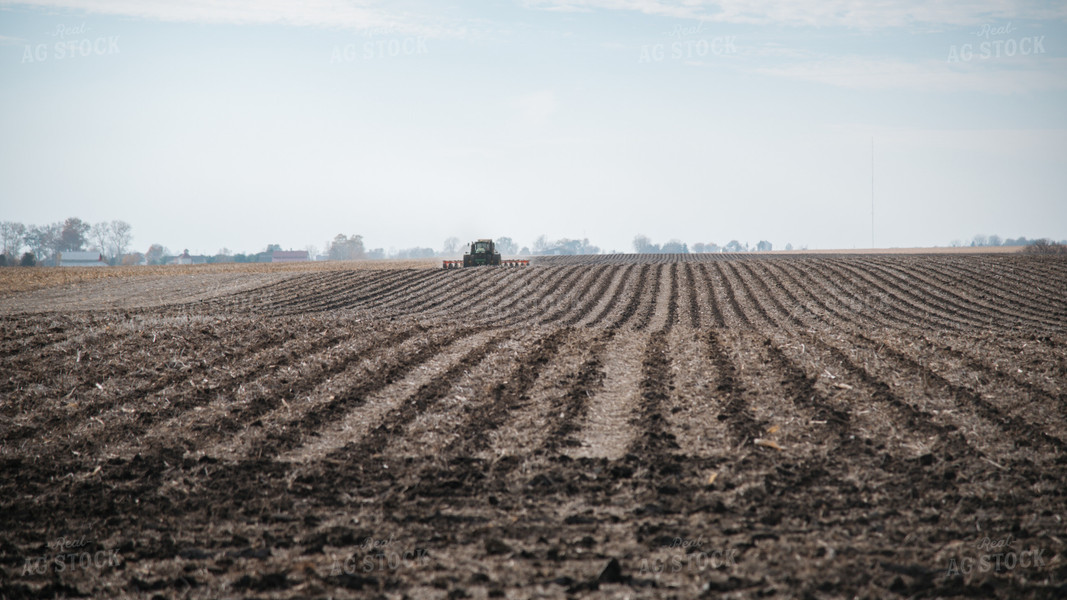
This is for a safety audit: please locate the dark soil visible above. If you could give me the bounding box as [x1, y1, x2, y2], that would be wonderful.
[2, 253, 1065, 598]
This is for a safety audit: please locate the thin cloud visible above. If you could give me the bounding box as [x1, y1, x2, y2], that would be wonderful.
[523, 0, 1067, 29]
[0, 0, 472, 38]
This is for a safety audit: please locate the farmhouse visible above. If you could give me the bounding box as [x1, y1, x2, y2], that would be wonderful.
[59, 251, 107, 267]
[272, 250, 309, 263]
[168, 250, 208, 265]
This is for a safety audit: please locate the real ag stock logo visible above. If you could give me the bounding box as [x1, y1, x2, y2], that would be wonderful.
[638, 21, 737, 64]
[947, 22, 1045, 63]
[329, 27, 428, 64]
[20, 23, 120, 64]
[637, 536, 738, 575]
[944, 534, 1047, 577]
[328, 534, 431, 574]
[20, 535, 120, 576]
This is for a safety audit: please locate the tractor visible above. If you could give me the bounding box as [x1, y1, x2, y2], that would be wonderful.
[464, 239, 501, 267]
[442, 239, 530, 269]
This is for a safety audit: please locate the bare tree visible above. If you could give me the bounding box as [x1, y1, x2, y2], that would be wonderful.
[661, 239, 688, 253]
[533, 234, 549, 254]
[1023, 239, 1067, 255]
[27, 222, 63, 263]
[0, 221, 26, 258]
[23, 226, 44, 261]
[495, 237, 517, 255]
[107, 220, 132, 263]
[633, 234, 656, 253]
[442, 236, 461, 255]
[90, 222, 109, 253]
[327, 234, 365, 260]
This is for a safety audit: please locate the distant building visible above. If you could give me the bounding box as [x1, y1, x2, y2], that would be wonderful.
[59, 251, 107, 267]
[168, 250, 208, 265]
[171, 250, 194, 265]
[272, 250, 309, 263]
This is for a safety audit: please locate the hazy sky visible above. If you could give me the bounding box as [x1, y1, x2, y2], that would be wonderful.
[1, 1, 1065, 255]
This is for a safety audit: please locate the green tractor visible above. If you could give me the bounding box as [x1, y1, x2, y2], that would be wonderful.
[442, 239, 529, 269]
[463, 239, 501, 267]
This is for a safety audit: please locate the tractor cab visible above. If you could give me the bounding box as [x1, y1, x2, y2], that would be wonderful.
[462, 239, 500, 267]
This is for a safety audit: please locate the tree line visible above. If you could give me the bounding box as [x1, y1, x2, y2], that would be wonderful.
[0, 218, 132, 266]
[953, 234, 1067, 248]
[633, 235, 778, 254]
[5, 220, 1062, 267]
[328, 235, 601, 259]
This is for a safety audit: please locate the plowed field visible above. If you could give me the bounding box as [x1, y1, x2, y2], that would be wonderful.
[2, 254, 1066, 598]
